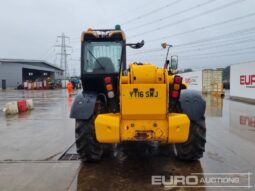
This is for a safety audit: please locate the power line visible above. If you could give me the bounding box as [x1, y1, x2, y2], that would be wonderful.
[129, 0, 248, 38]
[179, 50, 255, 59]
[173, 37, 255, 53]
[181, 45, 255, 56]
[55, 33, 72, 78]
[40, 46, 55, 59]
[40, 46, 56, 61]
[140, 12, 255, 45]
[146, 23, 255, 45]
[172, 27, 255, 48]
[128, 50, 255, 65]
[115, 0, 157, 23]
[129, 32, 255, 56]
[172, 34, 255, 49]
[182, 38, 255, 50]
[121, 0, 184, 25]
[129, 39, 255, 63]
[178, 58, 255, 71]
[131, 45, 255, 59]
[128, 36, 255, 58]
[126, 0, 217, 31]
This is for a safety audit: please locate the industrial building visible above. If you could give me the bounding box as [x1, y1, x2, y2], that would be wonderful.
[0, 59, 64, 89]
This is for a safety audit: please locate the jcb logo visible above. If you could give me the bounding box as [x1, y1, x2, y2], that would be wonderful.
[129, 88, 159, 98]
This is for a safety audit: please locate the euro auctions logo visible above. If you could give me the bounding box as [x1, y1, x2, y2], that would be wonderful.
[240, 74, 255, 88]
[151, 173, 253, 188]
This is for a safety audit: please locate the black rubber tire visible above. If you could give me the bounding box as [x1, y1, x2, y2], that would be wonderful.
[174, 118, 206, 161]
[75, 119, 103, 162]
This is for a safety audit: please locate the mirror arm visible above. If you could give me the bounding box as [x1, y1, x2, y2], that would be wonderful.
[164, 45, 173, 69]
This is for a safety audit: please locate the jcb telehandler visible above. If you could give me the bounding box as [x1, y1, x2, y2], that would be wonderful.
[70, 25, 206, 162]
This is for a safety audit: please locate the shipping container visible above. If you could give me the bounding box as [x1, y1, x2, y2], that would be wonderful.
[180, 69, 223, 94]
[180, 71, 202, 91]
[230, 62, 255, 103]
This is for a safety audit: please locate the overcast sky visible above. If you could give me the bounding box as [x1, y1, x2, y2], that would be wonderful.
[0, 0, 255, 75]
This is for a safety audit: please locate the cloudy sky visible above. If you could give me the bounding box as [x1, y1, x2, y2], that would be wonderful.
[0, 0, 255, 75]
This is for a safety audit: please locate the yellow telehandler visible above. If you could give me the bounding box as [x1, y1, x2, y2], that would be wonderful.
[70, 25, 206, 162]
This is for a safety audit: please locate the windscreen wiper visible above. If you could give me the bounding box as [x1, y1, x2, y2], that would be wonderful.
[87, 49, 105, 70]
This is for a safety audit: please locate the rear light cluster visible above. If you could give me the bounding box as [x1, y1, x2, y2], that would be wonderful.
[104, 77, 115, 98]
[171, 75, 182, 99]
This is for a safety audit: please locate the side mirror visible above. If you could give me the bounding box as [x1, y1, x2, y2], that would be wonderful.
[137, 40, 144, 48]
[127, 40, 144, 49]
[170, 55, 178, 70]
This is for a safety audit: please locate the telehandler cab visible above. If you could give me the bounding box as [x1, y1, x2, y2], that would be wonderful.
[70, 25, 206, 162]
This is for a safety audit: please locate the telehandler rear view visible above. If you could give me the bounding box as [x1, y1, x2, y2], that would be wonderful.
[70, 25, 206, 162]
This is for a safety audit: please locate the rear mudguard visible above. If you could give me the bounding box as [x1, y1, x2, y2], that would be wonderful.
[70, 91, 97, 120]
[179, 89, 206, 121]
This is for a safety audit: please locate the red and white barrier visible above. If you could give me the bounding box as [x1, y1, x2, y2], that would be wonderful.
[3, 99, 34, 115]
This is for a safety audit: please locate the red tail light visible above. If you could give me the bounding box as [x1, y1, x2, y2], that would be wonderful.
[172, 90, 179, 98]
[174, 76, 182, 84]
[104, 76, 114, 98]
[104, 76, 112, 84]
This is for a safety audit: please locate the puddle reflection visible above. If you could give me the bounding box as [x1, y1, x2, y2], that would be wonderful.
[229, 100, 255, 132]
[203, 94, 223, 117]
[76, 143, 205, 191]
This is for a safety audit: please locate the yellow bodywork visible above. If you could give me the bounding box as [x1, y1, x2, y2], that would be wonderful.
[95, 63, 190, 144]
[121, 84, 166, 119]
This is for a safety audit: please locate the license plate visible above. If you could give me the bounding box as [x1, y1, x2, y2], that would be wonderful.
[129, 88, 159, 98]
